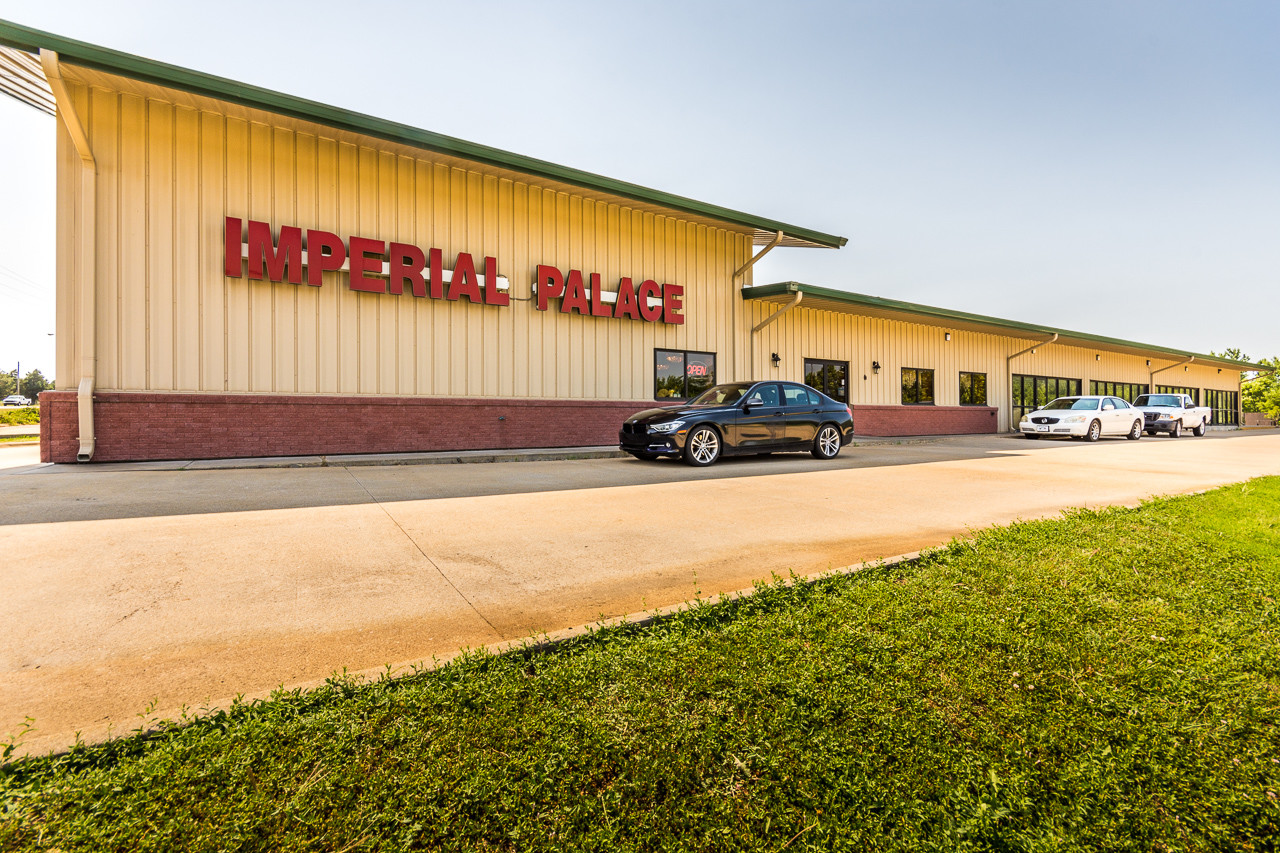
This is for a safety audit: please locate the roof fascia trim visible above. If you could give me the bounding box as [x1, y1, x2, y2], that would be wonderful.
[745, 282, 1272, 372]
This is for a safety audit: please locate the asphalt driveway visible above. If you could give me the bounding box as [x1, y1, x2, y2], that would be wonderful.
[2, 430, 1277, 758]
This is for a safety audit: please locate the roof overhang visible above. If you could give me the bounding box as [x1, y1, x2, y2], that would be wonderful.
[745, 282, 1274, 373]
[0, 44, 53, 114]
[0, 19, 846, 250]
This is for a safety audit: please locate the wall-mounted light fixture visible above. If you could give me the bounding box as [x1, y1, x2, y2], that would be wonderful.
[1095, 354, 1101, 361]
[1031, 349, 1037, 355]
[771, 352, 781, 367]
[872, 360, 881, 375]
[1217, 368, 1222, 374]
[944, 332, 951, 342]
[1184, 365, 1189, 372]
[1146, 360, 1151, 367]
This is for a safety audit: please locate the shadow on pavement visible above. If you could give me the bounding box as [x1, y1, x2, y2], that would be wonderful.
[0, 431, 1274, 527]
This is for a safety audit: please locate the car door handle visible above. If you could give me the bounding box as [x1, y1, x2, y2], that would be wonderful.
[772, 412, 784, 417]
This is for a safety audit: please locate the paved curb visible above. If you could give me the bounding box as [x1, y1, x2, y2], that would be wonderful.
[33, 437, 956, 473]
[13, 549, 929, 762]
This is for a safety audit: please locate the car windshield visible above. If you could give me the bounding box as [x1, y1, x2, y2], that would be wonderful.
[1134, 395, 1179, 407]
[1042, 397, 1099, 411]
[688, 383, 752, 406]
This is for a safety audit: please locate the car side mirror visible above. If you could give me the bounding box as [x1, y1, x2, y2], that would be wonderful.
[1103, 404, 1114, 411]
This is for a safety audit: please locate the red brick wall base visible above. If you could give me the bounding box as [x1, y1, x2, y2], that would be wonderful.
[38, 391, 656, 464]
[38, 392, 1000, 463]
[851, 404, 998, 437]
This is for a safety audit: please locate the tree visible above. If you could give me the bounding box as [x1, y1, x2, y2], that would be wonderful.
[20, 369, 54, 402]
[0, 370, 14, 397]
[1241, 357, 1280, 420]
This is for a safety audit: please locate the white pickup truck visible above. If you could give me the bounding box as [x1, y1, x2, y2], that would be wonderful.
[1132, 393, 1212, 438]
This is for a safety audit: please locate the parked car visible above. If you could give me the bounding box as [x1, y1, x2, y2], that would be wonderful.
[1019, 395, 1144, 442]
[2, 395, 32, 407]
[619, 381, 855, 466]
[1132, 393, 1211, 438]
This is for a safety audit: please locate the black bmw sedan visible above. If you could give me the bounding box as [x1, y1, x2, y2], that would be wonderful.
[619, 381, 855, 466]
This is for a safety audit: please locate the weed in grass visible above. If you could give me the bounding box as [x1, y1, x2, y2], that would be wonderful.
[2, 479, 1279, 851]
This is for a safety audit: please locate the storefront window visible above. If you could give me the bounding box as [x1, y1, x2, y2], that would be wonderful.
[654, 349, 716, 400]
[1203, 389, 1238, 425]
[901, 367, 934, 405]
[1090, 381, 1149, 403]
[1155, 385, 1199, 405]
[959, 372, 987, 406]
[1011, 374, 1082, 424]
[804, 358, 849, 403]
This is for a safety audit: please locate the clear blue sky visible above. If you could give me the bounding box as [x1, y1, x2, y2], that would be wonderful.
[2, 0, 1277, 383]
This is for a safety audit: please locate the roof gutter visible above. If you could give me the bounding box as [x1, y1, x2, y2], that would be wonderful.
[40, 49, 96, 462]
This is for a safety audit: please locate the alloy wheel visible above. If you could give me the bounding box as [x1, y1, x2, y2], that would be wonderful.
[814, 425, 841, 459]
[685, 427, 721, 466]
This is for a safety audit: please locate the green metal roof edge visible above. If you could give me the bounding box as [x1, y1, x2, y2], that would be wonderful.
[0, 18, 848, 250]
[746, 282, 1274, 372]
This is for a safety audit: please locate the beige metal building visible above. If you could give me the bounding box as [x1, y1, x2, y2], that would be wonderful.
[0, 20, 1263, 463]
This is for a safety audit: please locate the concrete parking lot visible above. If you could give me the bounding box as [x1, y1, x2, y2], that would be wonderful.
[2, 430, 1278, 758]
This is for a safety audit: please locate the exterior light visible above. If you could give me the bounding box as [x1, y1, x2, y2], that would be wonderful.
[1095, 354, 1101, 361]
[945, 332, 951, 341]
[1146, 360, 1151, 366]
[1217, 368, 1222, 374]
[771, 352, 781, 367]
[1184, 365, 1189, 372]
[872, 360, 881, 374]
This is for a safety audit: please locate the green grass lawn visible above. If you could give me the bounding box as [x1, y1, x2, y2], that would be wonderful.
[3, 479, 1278, 852]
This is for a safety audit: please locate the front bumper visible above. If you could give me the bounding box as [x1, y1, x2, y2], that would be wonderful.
[618, 429, 688, 456]
[1019, 421, 1089, 438]
[1143, 418, 1180, 433]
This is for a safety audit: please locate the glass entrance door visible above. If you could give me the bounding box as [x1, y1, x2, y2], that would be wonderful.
[804, 359, 849, 403]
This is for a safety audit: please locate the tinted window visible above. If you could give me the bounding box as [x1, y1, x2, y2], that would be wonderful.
[654, 349, 716, 400]
[689, 383, 751, 406]
[902, 368, 935, 405]
[746, 384, 781, 407]
[782, 384, 811, 406]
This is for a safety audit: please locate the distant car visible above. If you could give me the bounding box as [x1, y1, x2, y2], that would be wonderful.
[1132, 393, 1211, 438]
[619, 381, 855, 466]
[1019, 395, 1144, 442]
[2, 395, 32, 407]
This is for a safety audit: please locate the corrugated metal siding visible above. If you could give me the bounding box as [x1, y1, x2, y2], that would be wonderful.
[57, 78, 754, 401]
[748, 303, 1243, 431]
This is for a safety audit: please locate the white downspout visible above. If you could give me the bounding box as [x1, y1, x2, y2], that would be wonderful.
[1006, 333, 1058, 431]
[40, 50, 96, 462]
[1149, 355, 1194, 392]
[751, 289, 804, 333]
[734, 230, 784, 282]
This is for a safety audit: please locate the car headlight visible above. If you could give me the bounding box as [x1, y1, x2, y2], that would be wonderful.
[647, 421, 684, 434]
[1019, 414, 1029, 424]
[1063, 415, 1087, 423]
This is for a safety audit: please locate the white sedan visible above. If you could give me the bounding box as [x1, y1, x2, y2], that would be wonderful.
[1019, 395, 1144, 442]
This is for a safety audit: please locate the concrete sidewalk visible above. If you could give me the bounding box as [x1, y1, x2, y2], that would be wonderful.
[2, 430, 1277, 758]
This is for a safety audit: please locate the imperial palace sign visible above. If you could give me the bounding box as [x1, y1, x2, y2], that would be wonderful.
[225, 217, 684, 325]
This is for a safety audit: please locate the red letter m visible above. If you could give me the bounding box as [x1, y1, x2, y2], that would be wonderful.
[246, 220, 303, 284]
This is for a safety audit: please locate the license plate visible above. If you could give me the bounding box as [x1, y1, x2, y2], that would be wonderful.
[1036, 425, 1049, 432]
